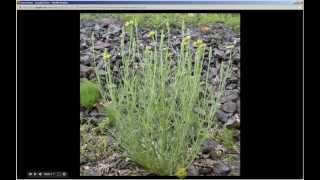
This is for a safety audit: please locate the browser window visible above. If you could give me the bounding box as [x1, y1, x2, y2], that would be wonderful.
[17, 0, 303, 179]
[17, 0, 304, 9]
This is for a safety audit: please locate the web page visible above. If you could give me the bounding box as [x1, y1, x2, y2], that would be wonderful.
[17, 0, 304, 179]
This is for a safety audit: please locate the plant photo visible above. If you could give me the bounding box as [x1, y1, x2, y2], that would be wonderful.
[80, 13, 240, 177]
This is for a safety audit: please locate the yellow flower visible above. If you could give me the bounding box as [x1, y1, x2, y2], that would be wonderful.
[175, 167, 187, 178]
[125, 20, 134, 27]
[147, 31, 156, 38]
[193, 39, 206, 48]
[199, 43, 206, 48]
[103, 48, 111, 62]
[182, 36, 191, 46]
[183, 36, 191, 41]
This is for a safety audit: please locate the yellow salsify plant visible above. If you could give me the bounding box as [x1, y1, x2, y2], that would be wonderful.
[92, 20, 233, 176]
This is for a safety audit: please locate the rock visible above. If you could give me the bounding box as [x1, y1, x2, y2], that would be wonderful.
[212, 160, 231, 176]
[226, 83, 237, 90]
[80, 156, 88, 165]
[198, 159, 216, 175]
[80, 65, 94, 78]
[213, 49, 225, 58]
[232, 37, 240, 45]
[95, 41, 111, 50]
[222, 101, 237, 113]
[82, 168, 99, 176]
[233, 53, 240, 62]
[85, 109, 105, 125]
[107, 23, 122, 34]
[80, 54, 91, 66]
[209, 76, 219, 88]
[224, 89, 239, 98]
[187, 165, 199, 176]
[210, 67, 218, 77]
[101, 19, 122, 29]
[199, 167, 212, 175]
[202, 139, 219, 154]
[96, 60, 105, 70]
[236, 99, 240, 113]
[209, 145, 225, 160]
[215, 110, 229, 123]
[202, 153, 210, 159]
[94, 24, 103, 31]
[225, 115, 240, 129]
[90, 109, 105, 119]
[221, 93, 238, 103]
